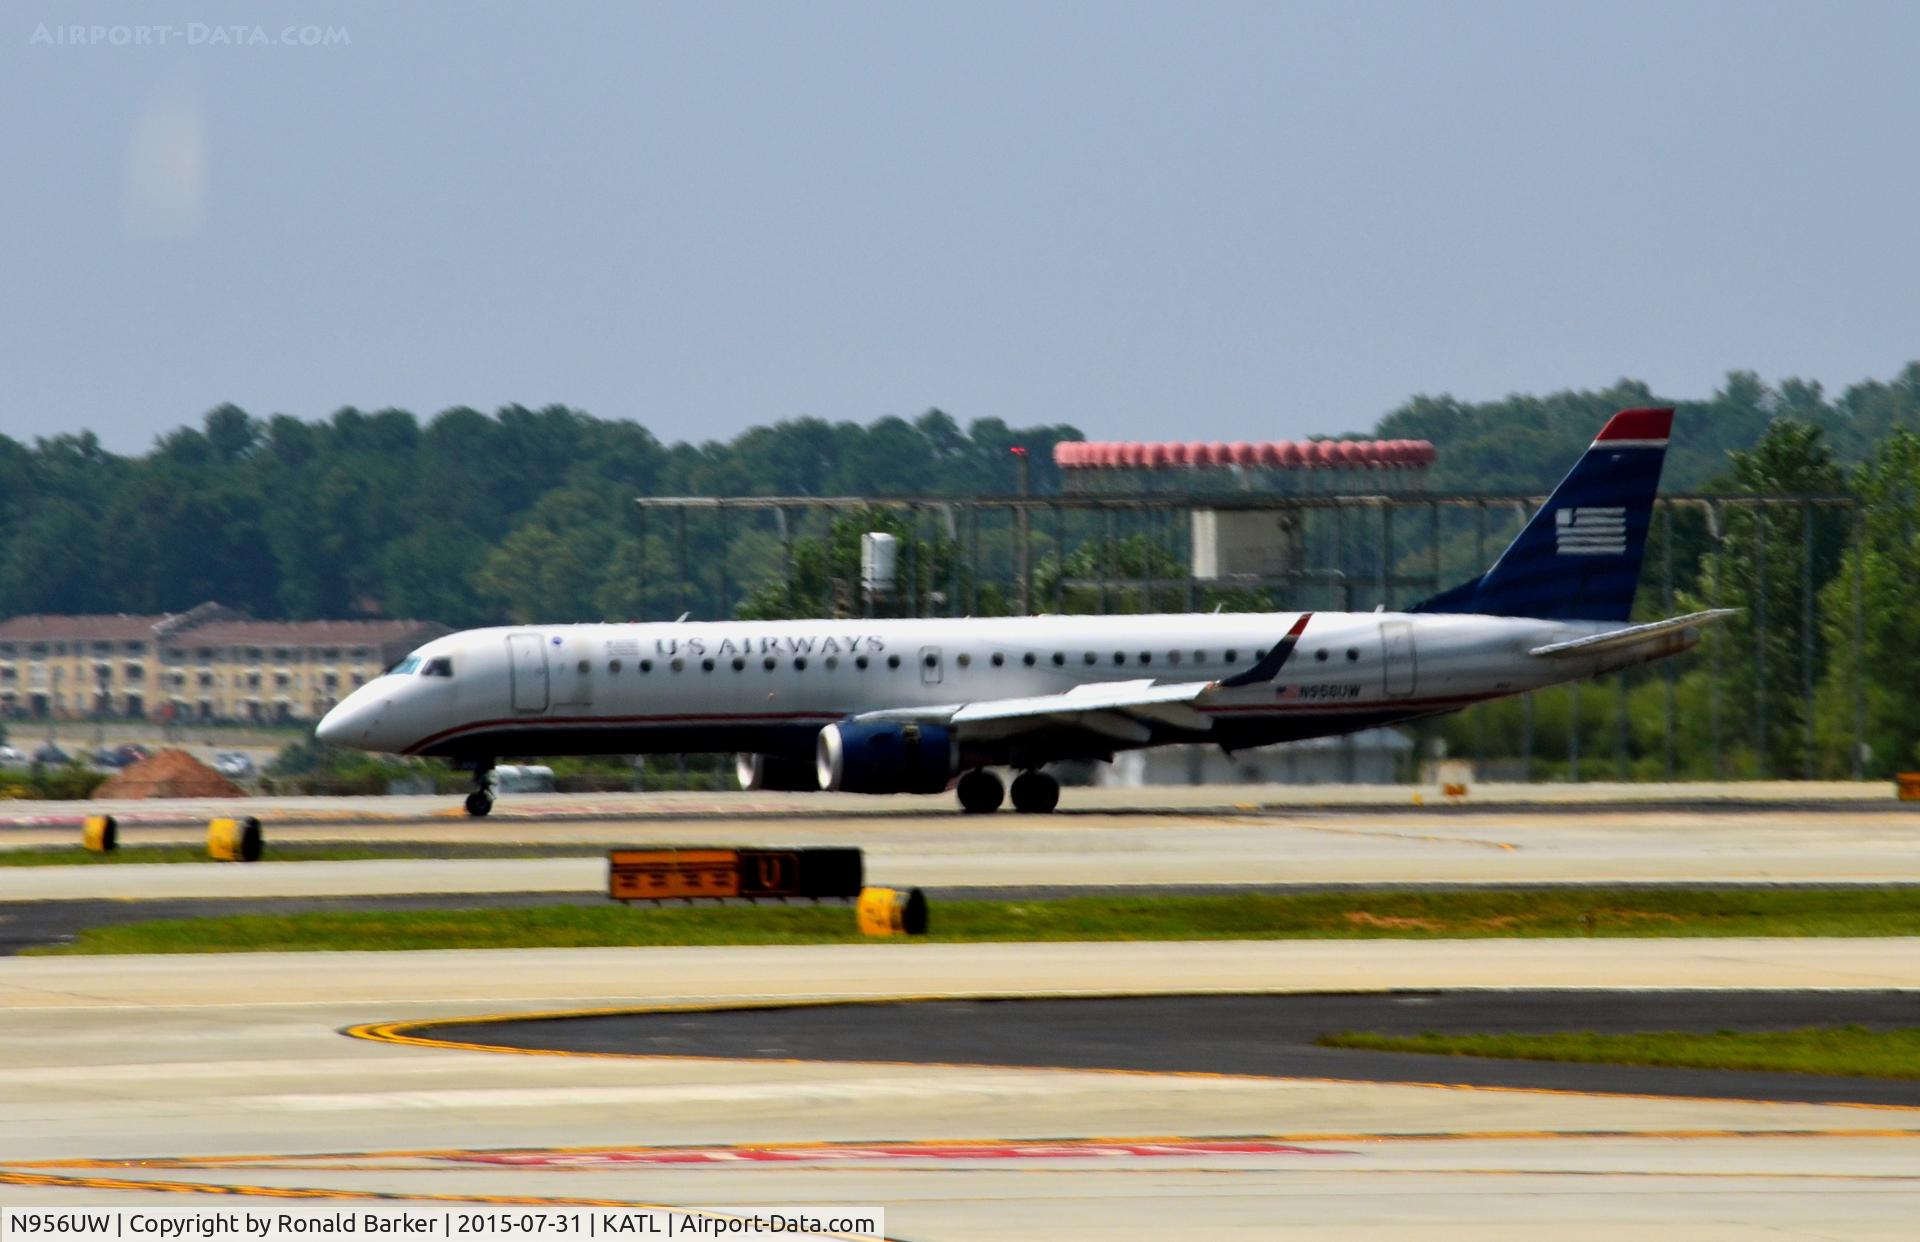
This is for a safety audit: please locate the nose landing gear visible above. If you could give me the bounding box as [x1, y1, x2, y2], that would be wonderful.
[462, 759, 495, 818]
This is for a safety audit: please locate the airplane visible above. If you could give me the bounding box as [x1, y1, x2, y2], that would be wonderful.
[317, 407, 1729, 816]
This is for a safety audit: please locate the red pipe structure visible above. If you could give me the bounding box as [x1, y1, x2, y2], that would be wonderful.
[1055, 438, 1435, 470]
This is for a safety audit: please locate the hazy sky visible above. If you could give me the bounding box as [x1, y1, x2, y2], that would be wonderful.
[5, 1, 1918, 452]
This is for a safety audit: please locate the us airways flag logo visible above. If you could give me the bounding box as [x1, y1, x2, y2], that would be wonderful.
[1555, 506, 1627, 556]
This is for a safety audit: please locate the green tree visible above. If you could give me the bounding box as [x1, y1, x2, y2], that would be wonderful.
[1813, 430, 1920, 776]
[1683, 420, 1846, 776]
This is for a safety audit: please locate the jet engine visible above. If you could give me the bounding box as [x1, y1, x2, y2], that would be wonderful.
[815, 720, 956, 794]
[734, 752, 820, 792]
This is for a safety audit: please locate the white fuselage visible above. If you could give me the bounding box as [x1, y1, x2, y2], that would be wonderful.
[315, 610, 1652, 766]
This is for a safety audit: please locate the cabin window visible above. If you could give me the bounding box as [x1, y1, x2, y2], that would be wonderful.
[888, 654, 902, 669]
[1112, 653, 1126, 665]
[669, 657, 684, 672]
[763, 657, 777, 670]
[1224, 649, 1238, 662]
[1314, 649, 1329, 661]
[855, 655, 870, 670]
[607, 659, 622, 673]
[794, 657, 808, 670]
[732, 657, 746, 671]
[922, 654, 937, 668]
[1194, 650, 1206, 663]
[639, 659, 653, 673]
[1138, 652, 1151, 665]
[1255, 648, 1267, 660]
[825, 656, 839, 670]
[956, 653, 971, 668]
[1347, 648, 1361, 661]
[1083, 652, 1096, 665]
[701, 658, 715, 672]
[576, 659, 590, 674]
[1168, 651, 1181, 665]
[1050, 653, 1064, 666]
[990, 653, 1004, 667]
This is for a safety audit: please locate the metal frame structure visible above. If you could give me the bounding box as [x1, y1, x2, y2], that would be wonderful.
[636, 491, 1864, 783]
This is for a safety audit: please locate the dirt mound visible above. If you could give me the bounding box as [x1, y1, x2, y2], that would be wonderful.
[92, 749, 245, 799]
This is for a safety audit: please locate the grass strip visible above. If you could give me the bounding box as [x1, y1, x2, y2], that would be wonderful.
[26, 886, 1920, 954]
[1316, 1026, 1920, 1080]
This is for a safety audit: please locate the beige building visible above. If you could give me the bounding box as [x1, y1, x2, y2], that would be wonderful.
[0, 603, 446, 723]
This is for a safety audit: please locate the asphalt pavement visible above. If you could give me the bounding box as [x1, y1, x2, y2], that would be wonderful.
[424, 990, 1920, 1107]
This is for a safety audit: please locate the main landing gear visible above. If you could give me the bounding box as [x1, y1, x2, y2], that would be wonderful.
[1010, 770, 1060, 814]
[463, 759, 495, 818]
[955, 768, 1059, 815]
[957, 769, 1004, 814]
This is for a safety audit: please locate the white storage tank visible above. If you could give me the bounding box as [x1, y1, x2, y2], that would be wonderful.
[861, 532, 898, 595]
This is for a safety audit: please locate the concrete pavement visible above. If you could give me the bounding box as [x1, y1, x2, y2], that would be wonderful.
[4, 940, 1919, 1238]
[5, 801, 1920, 899]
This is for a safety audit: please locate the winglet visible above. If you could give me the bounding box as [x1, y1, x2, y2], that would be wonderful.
[1218, 613, 1312, 688]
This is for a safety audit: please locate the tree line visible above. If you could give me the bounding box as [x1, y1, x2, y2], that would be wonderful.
[0, 404, 1076, 627]
[8, 364, 1920, 776]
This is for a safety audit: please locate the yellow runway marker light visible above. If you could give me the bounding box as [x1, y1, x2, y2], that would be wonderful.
[857, 886, 929, 936]
[207, 816, 263, 862]
[82, 814, 117, 853]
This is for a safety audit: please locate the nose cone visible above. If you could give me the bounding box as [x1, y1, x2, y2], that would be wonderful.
[316, 686, 390, 751]
[314, 701, 352, 745]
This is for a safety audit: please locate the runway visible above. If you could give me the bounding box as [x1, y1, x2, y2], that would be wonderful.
[5, 803, 1920, 901]
[4, 789, 1919, 1237]
[4, 942, 1920, 1239]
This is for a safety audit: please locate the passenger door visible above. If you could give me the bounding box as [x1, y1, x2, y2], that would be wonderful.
[1380, 621, 1416, 698]
[507, 633, 549, 712]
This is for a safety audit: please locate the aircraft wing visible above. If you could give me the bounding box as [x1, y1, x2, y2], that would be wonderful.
[847, 612, 1311, 747]
[851, 678, 1220, 743]
[1528, 609, 1737, 658]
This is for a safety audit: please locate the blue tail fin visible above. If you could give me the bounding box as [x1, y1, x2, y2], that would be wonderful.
[1412, 407, 1672, 622]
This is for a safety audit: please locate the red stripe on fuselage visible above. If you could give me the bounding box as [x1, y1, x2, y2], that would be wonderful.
[398, 692, 1501, 754]
[401, 710, 843, 754]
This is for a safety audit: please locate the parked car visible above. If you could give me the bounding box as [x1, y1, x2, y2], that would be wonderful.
[212, 751, 257, 779]
[492, 764, 556, 793]
[113, 743, 151, 767]
[32, 743, 71, 766]
[0, 745, 26, 769]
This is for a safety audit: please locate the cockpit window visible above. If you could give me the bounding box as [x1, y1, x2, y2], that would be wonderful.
[422, 657, 454, 677]
[390, 657, 422, 675]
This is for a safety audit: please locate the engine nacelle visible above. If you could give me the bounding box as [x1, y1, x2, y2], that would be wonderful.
[816, 720, 956, 795]
[734, 752, 820, 792]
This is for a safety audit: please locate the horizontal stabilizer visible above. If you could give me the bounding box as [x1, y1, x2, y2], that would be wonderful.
[1528, 609, 1737, 658]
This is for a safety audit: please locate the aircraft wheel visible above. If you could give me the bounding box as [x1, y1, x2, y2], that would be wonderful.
[1010, 770, 1059, 814]
[464, 790, 494, 818]
[956, 769, 1005, 814]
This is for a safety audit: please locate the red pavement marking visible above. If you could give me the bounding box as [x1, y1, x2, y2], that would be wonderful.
[444, 1140, 1346, 1166]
